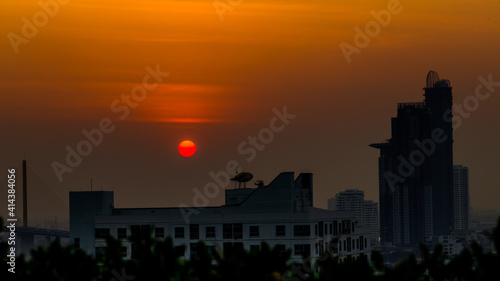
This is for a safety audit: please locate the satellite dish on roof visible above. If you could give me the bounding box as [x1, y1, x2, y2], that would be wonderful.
[230, 172, 253, 188]
[231, 172, 253, 182]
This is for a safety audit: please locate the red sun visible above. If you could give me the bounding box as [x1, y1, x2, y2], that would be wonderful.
[178, 140, 196, 157]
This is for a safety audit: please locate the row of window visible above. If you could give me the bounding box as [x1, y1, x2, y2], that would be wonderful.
[118, 243, 279, 259]
[172, 243, 303, 258]
[205, 243, 308, 257]
[95, 225, 165, 239]
[178, 224, 289, 239]
[310, 235, 368, 256]
[95, 239, 367, 260]
[95, 220, 354, 240]
[337, 236, 368, 252]
[314, 220, 354, 237]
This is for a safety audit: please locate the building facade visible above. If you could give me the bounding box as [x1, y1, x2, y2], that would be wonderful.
[328, 189, 364, 220]
[363, 200, 380, 244]
[70, 172, 371, 262]
[453, 165, 469, 231]
[328, 189, 379, 245]
[430, 235, 466, 260]
[370, 71, 454, 246]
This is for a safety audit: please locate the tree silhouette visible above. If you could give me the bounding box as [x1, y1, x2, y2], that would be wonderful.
[1, 216, 500, 281]
[212, 242, 290, 281]
[21, 241, 97, 281]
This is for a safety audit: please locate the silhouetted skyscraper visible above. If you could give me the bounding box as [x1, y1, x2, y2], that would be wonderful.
[424, 72, 454, 236]
[371, 71, 454, 246]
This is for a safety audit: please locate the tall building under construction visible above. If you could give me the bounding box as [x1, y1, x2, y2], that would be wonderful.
[371, 71, 454, 246]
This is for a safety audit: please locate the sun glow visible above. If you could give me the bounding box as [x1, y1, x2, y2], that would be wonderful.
[178, 140, 197, 157]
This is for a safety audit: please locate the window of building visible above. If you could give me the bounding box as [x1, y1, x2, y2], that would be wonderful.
[190, 243, 200, 259]
[131, 243, 137, 259]
[206, 226, 216, 238]
[175, 227, 185, 238]
[223, 242, 233, 253]
[131, 225, 150, 236]
[333, 221, 338, 235]
[294, 225, 310, 237]
[318, 222, 324, 237]
[223, 224, 233, 239]
[223, 242, 243, 255]
[120, 247, 127, 257]
[276, 225, 286, 237]
[329, 223, 333, 235]
[223, 223, 242, 239]
[141, 225, 151, 234]
[324, 224, 328, 236]
[207, 245, 216, 256]
[117, 228, 127, 239]
[342, 220, 351, 234]
[249, 226, 260, 237]
[315, 224, 318, 236]
[74, 238, 80, 248]
[95, 228, 110, 239]
[131, 225, 140, 236]
[233, 224, 242, 239]
[294, 244, 311, 257]
[347, 237, 352, 252]
[190, 224, 199, 240]
[155, 227, 164, 238]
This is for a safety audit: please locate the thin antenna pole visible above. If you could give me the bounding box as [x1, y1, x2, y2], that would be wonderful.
[23, 160, 28, 228]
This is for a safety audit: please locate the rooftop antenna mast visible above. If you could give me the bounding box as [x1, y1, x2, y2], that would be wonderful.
[22, 159, 28, 228]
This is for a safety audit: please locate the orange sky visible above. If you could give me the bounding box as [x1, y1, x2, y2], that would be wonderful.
[1, 0, 499, 214]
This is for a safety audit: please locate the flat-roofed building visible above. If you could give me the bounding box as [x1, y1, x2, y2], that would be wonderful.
[70, 172, 371, 262]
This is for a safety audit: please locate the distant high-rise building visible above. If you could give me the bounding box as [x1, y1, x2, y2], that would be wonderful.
[424, 72, 455, 236]
[328, 189, 364, 219]
[453, 165, 469, 231]
[328, 189, 379, 244]
[363, 200, 380, 244]
[370, 71, 454, 246]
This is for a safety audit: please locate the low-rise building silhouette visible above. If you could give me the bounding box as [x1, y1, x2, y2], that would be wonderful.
[70, 172, 371, 262]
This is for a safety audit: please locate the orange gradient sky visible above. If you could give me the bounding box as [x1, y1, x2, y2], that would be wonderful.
[1, 0, 499, 214]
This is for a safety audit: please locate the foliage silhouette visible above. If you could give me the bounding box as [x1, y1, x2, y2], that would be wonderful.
[1, 216, 500, 281]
